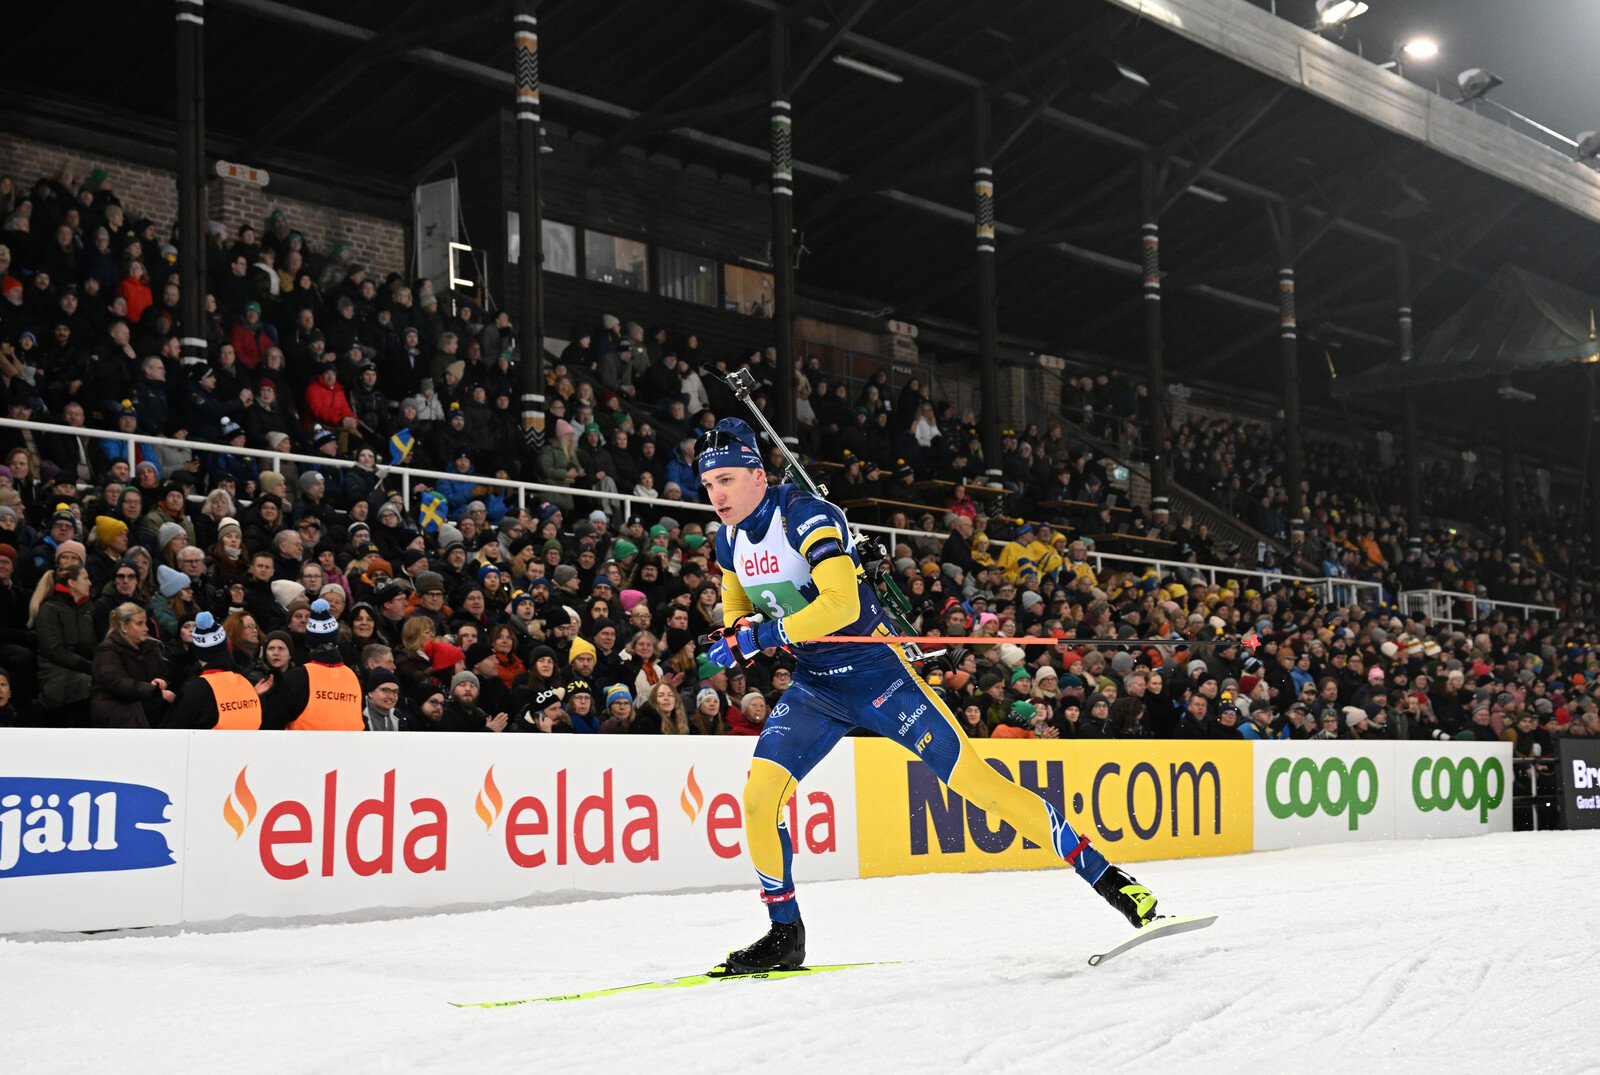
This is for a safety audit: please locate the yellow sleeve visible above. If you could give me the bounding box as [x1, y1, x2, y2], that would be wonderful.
[777, 553, 861, 644]
[721, 568, 755, 628]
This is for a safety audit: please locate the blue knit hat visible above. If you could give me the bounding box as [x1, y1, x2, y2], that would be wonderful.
[695, 418, 763, 477]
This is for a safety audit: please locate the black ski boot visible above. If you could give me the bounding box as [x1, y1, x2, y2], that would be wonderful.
[714, 918, 806, 975]
[1094, 865, 1158, 928]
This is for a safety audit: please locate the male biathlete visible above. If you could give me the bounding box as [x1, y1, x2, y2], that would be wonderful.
[700, 418, 1159, 973]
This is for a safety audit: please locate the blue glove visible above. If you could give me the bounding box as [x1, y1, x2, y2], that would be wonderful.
[707, 635, 740, 669]
[707, 619, 788, 668]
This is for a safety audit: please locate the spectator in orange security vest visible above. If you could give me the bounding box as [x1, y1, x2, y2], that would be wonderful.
[162, 611, 263, 730]
[268, 598, 364, 730]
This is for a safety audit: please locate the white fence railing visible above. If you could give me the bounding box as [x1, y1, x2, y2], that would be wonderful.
[0, 415, 944, 553]
[1398, 589, 1560, 628]
[1087, 550, 1384, 607]
[7, 415, 1404, 608]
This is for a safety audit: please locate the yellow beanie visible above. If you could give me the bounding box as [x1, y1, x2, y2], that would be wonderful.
[568, 635, 597, 662]
[95, 516, 128, 547]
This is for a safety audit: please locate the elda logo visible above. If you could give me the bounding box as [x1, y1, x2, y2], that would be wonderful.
[679, 765, 838, 861]
[474, 765, 661, 868]
[2, 776, 176, 878]
[222, 767, 448, 880]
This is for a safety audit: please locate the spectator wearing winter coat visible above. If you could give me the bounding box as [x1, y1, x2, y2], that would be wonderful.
[230, 301, 278, 369]
[36, 565, 97, 725]
[304, 363, 357, 433]
[134, 356, 170, 437]
[90, 602, 173, 729]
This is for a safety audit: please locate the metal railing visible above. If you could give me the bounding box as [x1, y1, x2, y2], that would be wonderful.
[11, 414, 1396, 605]
[1398, 589, 1560, 628]
[1087, 549, 1382, 607]
[0, 415, 947, 552]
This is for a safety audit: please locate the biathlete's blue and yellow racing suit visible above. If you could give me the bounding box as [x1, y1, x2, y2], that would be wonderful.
[713, 481, 1122, 925]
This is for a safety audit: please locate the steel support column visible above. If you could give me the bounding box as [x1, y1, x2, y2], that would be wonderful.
[974, 89, 1001, 477]
[1502, 399, 1518, 546]
[174, 0, 207, 368]
[1589, 366, 1600, 561]
[1275, 207, 1303, 552]
[1140, 160, 1167, 509]
[769, 15, 796, 442]
[1396, 246, 1421, 551]
[513, 0, 545, 430]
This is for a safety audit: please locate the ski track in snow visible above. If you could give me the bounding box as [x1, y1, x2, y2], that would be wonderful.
[6, 831, 1599, 1075]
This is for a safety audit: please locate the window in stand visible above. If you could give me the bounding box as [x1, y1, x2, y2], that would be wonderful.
[723, 263, 774, 317]
[543, 220, 577, 276]
[658, 248, 718, 307]
[584, 230, 649, 291]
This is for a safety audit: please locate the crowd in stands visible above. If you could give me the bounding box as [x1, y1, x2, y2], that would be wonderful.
[0, 160, 1595, 785]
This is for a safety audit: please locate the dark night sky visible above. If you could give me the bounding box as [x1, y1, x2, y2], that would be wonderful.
[1305, 0, 1600, 143]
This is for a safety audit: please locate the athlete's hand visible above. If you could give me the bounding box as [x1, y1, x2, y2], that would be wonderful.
[707, 619, 786, 667]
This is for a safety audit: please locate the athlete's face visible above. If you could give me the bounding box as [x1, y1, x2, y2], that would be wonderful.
[701, 466, 767, 525]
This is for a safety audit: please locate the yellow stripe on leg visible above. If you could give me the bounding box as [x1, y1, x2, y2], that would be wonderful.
[743, 757, 797, 886]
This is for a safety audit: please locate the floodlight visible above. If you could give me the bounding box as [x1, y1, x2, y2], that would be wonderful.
[1456, 68, 1503, 103]
[1316, 1, 1368, 27]
[1402, 37, 1439, 61]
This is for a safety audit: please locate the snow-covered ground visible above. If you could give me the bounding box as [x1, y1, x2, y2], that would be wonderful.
[8, 831, 1597, 1074]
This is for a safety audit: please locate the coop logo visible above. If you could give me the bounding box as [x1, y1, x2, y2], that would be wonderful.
[1411, 756, 1504, 823]
[906, 756, 1230, 855]
[1, 777, 176, 878]
[1265, 756, 1379, 831]
[222, 767, 448, 880]
[679, 765, 837, 861]
[473, 765, 659, 868]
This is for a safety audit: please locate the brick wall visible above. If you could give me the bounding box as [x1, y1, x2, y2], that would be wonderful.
[0, 132, 406, 275]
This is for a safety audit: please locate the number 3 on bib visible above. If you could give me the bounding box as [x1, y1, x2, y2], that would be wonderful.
[756, 581, 806, 618]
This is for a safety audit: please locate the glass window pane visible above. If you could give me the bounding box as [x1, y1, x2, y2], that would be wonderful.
[659, 248, 717, 307]
[584, 230, 649, 291]
[543, 220, 576, 276]
[723, 264, 774, 317]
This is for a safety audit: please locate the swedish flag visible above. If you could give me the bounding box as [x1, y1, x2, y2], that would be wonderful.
[389, 427, 415, 465]
[418, 490, 448, 533]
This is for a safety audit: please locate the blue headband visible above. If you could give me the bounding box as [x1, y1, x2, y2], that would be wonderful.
[695, 418, 764, 477]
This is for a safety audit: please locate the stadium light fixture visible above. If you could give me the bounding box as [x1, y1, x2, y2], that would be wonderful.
[832, 55, 903, 84]
[1315, 1, 1368, 28]
[1401, 37, 1439, 61]
[1456, 68, 1504, 103]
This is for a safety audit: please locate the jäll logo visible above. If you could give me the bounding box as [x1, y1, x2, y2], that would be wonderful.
[1, 777, 175, 878]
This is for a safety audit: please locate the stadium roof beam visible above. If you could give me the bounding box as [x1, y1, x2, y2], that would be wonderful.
[210, 0, 1470, 338]
[583, 25, 767, 167]
[240, 0, 492, 160]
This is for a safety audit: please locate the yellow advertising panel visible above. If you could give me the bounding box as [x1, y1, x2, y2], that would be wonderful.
[853, 739, 1254, 878]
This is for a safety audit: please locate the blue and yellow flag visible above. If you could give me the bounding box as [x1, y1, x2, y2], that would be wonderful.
[389, 427, 415, 465]
[418, 490, 448, 533]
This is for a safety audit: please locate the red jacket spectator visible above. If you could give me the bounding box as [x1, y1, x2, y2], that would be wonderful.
[230, 306, 277, 369]
[304, 367, 354, 429]
[118, 269, 153, 325]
